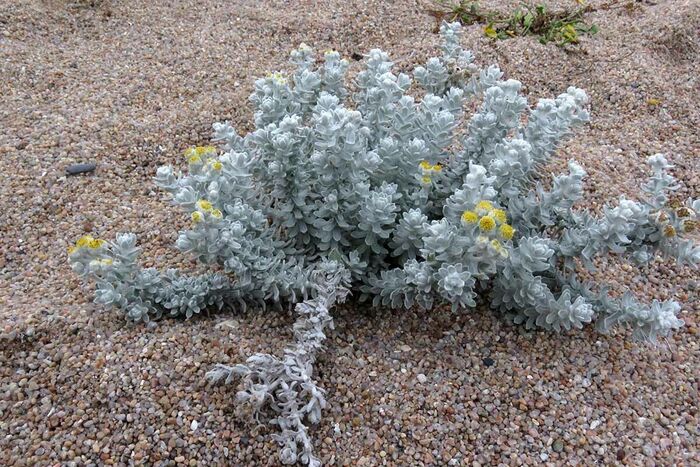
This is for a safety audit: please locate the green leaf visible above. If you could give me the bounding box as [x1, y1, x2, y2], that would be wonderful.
[524, 12, 534, 29]
[484, 24, 498, 39]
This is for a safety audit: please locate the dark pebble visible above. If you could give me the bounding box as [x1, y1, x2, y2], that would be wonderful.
[482, 357, 495, 367]
[616, 448, 626, 461]
[66, 163, 97, 175]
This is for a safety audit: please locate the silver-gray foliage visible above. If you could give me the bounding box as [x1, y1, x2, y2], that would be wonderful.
[69, 22, 698, 465]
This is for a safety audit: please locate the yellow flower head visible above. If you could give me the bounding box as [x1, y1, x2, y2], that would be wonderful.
[490, 239, 509, 258]
[101, 259, 113, 266]
[683, 220, 697, 233]
[479, 216, 496, 232]
[269, 72, 287, 85]
[421, 176, 432, 185]
[211, 209, 223, 219]
[188, 154, 202, 165]
[211, 161, 223, 171]
[184, 147, 197, 158]
[191, 211, 203, 223]
[490, 209, 507, 224]
[663, 225, 676, 237]
[499, 224, 515, 241]
[461, 210, 478, 224]
[676, 207, 692, 218]
[197, 199, 213, 212]
[68, 246, 77, 255]
[88, 238, 105, 249]
[475, 200, 493, 215]
[192, 146, 215, 157]
[76, 235, 94, 248]
[419, 161, 442, 173]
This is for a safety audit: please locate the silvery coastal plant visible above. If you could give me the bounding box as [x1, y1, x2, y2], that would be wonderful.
[69, 22, 699, 466]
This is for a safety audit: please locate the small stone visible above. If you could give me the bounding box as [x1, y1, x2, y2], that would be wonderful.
[399, 345, 411, 352]
[416, 373, 427, 383]
[174, 456, 185, 463]
[190, 420, 198, 431]
[552, 439, 564, 452]
[482, 357, 495, 367]
[66, 163, 97, 175]
[616, 448, 626, 461]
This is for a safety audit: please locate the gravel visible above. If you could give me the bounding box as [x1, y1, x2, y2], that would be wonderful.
[1, 0, 698, 465]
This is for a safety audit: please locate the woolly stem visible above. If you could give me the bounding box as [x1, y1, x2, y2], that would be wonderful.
[207, 261, 350, 466]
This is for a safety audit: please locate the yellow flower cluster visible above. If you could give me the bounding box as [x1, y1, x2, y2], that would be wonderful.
[193, 199, 222, 223]
[655, 204, 698, 236]
[462, 200, 516, 241]
[419, 161, 442, 186]
[267, 72, 288, 85]
[69, 235, 106, 255]
[419, 160, 442, 172]
[185, 146, 217, 165]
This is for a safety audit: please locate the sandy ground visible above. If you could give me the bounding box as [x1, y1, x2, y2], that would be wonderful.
[0, 0, 698, 465]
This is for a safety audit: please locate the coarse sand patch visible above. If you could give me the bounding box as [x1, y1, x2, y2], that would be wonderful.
[0, 0, 698, 465]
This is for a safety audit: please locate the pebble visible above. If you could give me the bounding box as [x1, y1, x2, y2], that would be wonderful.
[66, 163, 97, 175]
[552, 439, 564, 453]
